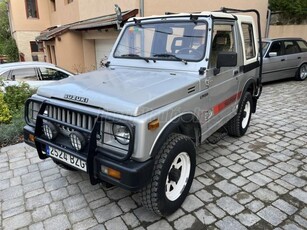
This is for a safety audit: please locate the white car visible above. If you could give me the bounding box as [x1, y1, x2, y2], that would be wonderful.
[0, 62, 73, 89]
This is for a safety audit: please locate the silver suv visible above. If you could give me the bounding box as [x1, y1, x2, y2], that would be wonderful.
[24, 8, 262, 215]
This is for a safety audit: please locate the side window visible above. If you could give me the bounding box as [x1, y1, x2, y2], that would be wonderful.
[10, 68, 37, 81]
[39, 67, 69, 80]
[0, 71, 11, 80]
[25, 0, 39, 18]
[241, 23, 256, 60]
[297, 40, 307, 52]
[210, 23, 235, 68]
[284, 41, 300, 55]
[267, 41, 283, 57]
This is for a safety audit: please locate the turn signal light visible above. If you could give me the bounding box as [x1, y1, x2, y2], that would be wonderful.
[148, 119, 159, 130]
[101, 166, 121, 180]
[29, 134, 35, 142]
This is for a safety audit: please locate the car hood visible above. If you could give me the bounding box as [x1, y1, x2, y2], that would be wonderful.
[37, 68, 199, 116]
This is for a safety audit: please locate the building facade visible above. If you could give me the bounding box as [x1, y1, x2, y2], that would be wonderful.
[8, 0, 269, 73]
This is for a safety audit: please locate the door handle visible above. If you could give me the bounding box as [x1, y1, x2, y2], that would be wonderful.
[298, 57, 301, 59]
[281, 59, 285, 61]
[233, 70, 239, 76]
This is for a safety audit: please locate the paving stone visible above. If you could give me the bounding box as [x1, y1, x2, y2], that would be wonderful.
[231, 176, 250, 186]
[267, 182, 288, 195]
[272, 199, 298, 215]
[94, 202, 123, 223]
[241, 152, 261, 160]
[257, 206, 287, 226]
[68, 207, 92, 223]
[248, 173, 272, 186]
[50, 187, 69, 201]
[32, 205, 51, 222]
[294, 215, 307, 229]
[3, 205, 26, 219]
[261, 169, 282, 180]
[174, 214, 202, 230]
[106, 187, 131, 200]
[44, 214, 71, 230]
[122, 212, 140, 229]
[215, 180, 240, 195]
[2, 197, 24, 211]
[198, 162, 214, 172]
[275, 162, 298, 173]
[236, 212, 261, 226]
[189, 178, 205, 193]
[216, 216, 247, 230]
[182, 194, 204, 212]
[214, 156, 235, 166]
[241, 170, 254, 177]
[195, 189, 214, 202]
[242, 182, 260, 193]
[299, 207, 307, 218]
[245, 162, 266, 172]
[281, 174, 307, 187]
[206, 203, 226, 218]
[245, 200, 264, 212]
[195, 208, 217, 225]
[50, 201, 65, 215]
[197, 176, 215, 186]
[216, 197, 244, 215]
[275, 179, 295, 190]
[282, 223, 302, 230]
[133, 207, 161, 224]
[26, 193, 52, 210]
[233, 192, 254, 204]
[147, 219, 173, 230]
[215, 167, 237, 179]
[29, 222, 44, 230]
[290, 189, 307, 204]
[0, 185, 24, 200]
[63, 194, 87, 212]
[229, 164, 246, 173]
[253, 188, 278, 202]
[89, 197, 110, 210]
[118, 197, 137, 212]
[104, 217, 128, 230]
[72, 218, 98, 230]
[45, 177, 68, 192]
[2, 212, 32, 230]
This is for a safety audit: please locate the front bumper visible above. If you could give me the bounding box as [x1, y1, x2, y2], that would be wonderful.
[24, 125, 154, 191]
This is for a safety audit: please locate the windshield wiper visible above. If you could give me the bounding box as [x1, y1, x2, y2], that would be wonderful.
[121, 54, 149, 63]
[153, 53, 187, 64]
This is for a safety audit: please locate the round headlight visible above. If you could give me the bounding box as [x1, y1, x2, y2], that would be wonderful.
[112, 124, 130, 145]
[69, 131, 86, 151]
[43, 122, 58, 140]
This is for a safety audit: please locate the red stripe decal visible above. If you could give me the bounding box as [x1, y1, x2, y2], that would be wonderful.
[213, 92, 242, 115]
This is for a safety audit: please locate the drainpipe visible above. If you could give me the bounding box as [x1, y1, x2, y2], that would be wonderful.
[139, 0, 144, 17]
[265, 9, 271, 38]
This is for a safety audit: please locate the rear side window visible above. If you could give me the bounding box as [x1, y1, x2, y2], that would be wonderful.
[297, 40, 307, 52]
[241, 23, 256, 60]
[10, 68, 37, 81]
[284, 41, 300, 55]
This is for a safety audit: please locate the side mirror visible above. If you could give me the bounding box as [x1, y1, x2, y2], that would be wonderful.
[214, 52, 237, 75]
[268, 52, 277, 57]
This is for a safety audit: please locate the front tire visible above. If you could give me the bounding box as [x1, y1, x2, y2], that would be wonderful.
[227, 92, 253, 137]
[141, 133, 196, 216]
[295, 63, 307, 81]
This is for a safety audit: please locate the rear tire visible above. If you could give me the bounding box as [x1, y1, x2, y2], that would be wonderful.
[141, 133, 196, 216]
[295, 63, 307, 81]
[227, 92, 253, 137]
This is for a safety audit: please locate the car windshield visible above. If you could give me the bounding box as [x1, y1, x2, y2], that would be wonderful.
[114, 20, 208, 62]
[262, 41, 270, 56]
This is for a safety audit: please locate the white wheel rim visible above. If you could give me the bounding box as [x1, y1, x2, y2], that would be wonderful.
[165, 152, 191, 201]
[241, 101, 251, 129]
[300, 64, 307, 80]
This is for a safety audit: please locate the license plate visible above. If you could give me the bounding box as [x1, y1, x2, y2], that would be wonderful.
[46, 146, 87, 172]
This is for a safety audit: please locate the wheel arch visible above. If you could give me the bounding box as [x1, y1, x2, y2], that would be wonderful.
[241, 78, 257, 113]
[149, 113, 201, 158]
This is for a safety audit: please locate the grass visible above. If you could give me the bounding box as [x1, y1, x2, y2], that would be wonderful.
[0, 108, 25, 148]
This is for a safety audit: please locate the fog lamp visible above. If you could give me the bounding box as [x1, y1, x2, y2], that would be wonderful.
[69, 131, 86, 151]
[43, 122, 58, 140]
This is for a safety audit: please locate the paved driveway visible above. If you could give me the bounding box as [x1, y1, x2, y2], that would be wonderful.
[1, 80, 307, 230]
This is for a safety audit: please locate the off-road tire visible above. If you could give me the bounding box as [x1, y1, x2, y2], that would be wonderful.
[295, 63, 307, 81]
[227, 92, 253, 137]
[140, 133, 196, 216]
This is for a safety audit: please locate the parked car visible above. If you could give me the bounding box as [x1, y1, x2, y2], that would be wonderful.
[0, 62, 73, 88]
[262, 38, 307, 83]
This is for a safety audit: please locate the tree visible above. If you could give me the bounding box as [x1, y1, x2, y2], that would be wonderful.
[0, 0, 19, 62]
[269, 0, 307, 24]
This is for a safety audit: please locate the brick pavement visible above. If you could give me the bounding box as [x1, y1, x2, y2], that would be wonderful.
[1, 80, 307, 230]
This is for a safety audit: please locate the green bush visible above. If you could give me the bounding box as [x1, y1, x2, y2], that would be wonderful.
[3, 82, 35, 113]
[0, 82, 36, 147]
[0, 92, 12, 123]
[0, 108, 25, 147]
